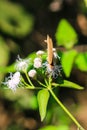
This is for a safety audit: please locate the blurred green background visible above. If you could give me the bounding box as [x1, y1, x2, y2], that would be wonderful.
[0, 0, 87, 130]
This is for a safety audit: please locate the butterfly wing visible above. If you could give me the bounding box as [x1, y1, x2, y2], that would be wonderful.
[45, 35, 53, 65]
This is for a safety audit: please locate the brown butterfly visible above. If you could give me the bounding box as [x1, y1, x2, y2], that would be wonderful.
[45, 35, 62, 78]
[44, 35, 54, 68]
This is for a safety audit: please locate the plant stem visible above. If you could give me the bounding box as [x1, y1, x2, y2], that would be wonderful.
[49, 89, 85, 130]
[37, 80, 46, 88]
[21, 76, 35, 89]
[25, 72, 34, 87]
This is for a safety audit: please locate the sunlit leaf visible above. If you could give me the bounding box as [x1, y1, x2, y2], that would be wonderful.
[75, 52, 87, 71]
[55, 19, 78, 49]
[60, 80, 84, 90]
[61, 50, 77, 77]
[37, 89, 50, 121]
[39, 125, 69, 130]
[84, 0, 87, 7]
[28, 52, 36, 59]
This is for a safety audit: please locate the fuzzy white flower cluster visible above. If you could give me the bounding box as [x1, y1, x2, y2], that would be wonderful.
[34, 57, 42, 68]
[5, 72, 21, 91]
[46, 64, 62, 79]
[3, 47, 62, 91]
[27, 51, 44, 78]
[15, 55, 29, 71]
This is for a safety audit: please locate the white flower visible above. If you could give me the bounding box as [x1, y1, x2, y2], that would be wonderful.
[6, 72, 21, 91]
[46, 63, 53, 73]
[28, 69, 37, 78]
[36, 50, 44, 56]
[15, 55, 29, 71]
[34, 58, 42, 68]
[44, 62, 62, 79]
[51, 65, 62, 78]
[53, 48, 56, 52]
[53, 48, 60, 59]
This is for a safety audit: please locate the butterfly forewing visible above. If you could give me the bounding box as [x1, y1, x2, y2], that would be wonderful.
[45, 35, 53, 65]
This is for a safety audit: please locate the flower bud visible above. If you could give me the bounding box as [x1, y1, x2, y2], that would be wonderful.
[36, 50, 44, 56]
[34, 58, 42, 68]
[28, 69, 37, 78]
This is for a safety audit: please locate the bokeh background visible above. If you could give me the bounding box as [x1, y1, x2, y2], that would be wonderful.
[0, 0, 87, 130]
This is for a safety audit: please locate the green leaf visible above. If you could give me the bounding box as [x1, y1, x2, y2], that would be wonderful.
[60, 80, 84, 90]
[0, 1, 34, 37]
[28, 52, 36, 59]
[39, 125, 69, 130]
[55, 19, 78, 49]
[61, 50, 77, 77]
[75, 52, 87, 71]
[37, 89, 50, 121]
[28, 51, 47, 62]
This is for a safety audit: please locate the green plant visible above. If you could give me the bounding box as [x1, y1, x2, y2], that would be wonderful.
[55, 19, 87, 77]
[1, 35, 85, 130]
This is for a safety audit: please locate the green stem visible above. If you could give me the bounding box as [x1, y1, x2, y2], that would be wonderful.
[22, 78, 43, 90]
[37, 80, 46, 88]
[25, 72, 34, 87]
[21, 76, 35, 89]
[26, 86, 43, 90]
[49, 89, 85, 130]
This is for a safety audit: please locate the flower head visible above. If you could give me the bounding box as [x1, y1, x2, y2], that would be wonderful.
[43, 62, 62, 79]
[34, 57, 42, 68]
[15, 55, 29, 72]
[51, 65, 62, 79]
[36, 50, 44, 56]
[5, 72, 21, 91]
[28, 69, 37, 78]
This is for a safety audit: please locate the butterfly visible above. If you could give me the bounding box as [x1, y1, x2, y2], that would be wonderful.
[44, 35, 54, 68]
[44, 35, 62, 78]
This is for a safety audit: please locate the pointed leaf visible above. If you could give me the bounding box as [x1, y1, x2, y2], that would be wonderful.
[60, 80, 84, 90]
[39, 125, 69, 130]
[55, 19, 78, 49]
[61, 50, 77, 77]
[75, 52, 87, 71]
[37, 89, 50, 121]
